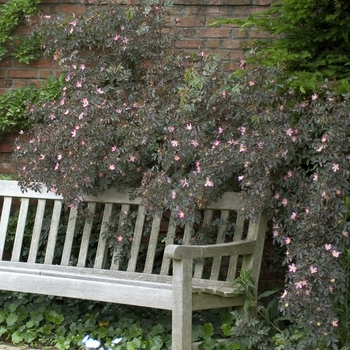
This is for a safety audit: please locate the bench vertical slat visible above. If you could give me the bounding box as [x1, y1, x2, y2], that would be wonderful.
[44, 200, 63, 264]
[209, 210, 229, 280]
[110, 204, 130, 270]
[28, 199, 47, 263]
[143, 214, 161, 274]
[193, 209, 213, 279]
[160, 217, 177, 275]
[127, 205, 146, 272]
[226, 213, 246, 281]
[60, 208, 78, 266]
[93, 203, 113, 269]
[77, 202, 96, 267]
[11, 198, 30, 262]
[241, 214, 267, 285]
[183, 223, 193, 244]
[0, 197, 12, 260]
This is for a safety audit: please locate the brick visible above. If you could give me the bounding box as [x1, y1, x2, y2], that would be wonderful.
[256, 0, 271, 5]
[186, 7, 222, 17]
[222, 40, 242, 49]
[0, 58, 13, 68]
[233, 29, 248, 38]
[41, 0, 64, 3]
[222, 0, 252, 4]
[205, 39, 221, 48]
[0, 163, 15, 174]
[174, 0, 205, 4]
[199, 28, 231, 38]
[31, 79, 46, 88]
[230, 50, 245, 61]
[7, 70, 38, 79]
[0, 144, 14, 153]
[174, 17, 206, 27]
[30, 58, 58, 69]
[204, 50, 230, 61]
[39, 70, 56, 79]
[179, 28, 198, 38]
[54, 4, 86, 15]
[0, 80, 11, 88]
[13, 61, 28, 69]
[175, 39, 201, 49]
[251, 6, 270, 14]
[12, 80, 30, 88]
[233, 6, 252, 17]
[14, 25, 31, 35]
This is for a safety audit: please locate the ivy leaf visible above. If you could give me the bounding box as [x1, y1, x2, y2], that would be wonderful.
[6, 313, 18, 327]
[45, 309, 64, 325]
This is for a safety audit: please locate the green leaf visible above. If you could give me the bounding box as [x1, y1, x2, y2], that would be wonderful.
[11, 330, 24, 344]
[45, 309, 64, 325]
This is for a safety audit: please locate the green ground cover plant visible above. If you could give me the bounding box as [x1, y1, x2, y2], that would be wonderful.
[11, 0, 350, 348]
[0, 291, 173, 349]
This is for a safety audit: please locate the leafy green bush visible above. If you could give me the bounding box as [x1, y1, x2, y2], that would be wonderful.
[211, 0, 350, 93]
[0, 75, 64, 135]
[0, 0, 41, 63]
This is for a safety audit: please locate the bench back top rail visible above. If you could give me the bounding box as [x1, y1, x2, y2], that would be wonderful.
[0, 181, 266, 286]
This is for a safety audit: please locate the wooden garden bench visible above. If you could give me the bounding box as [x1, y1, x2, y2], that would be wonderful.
[0, 180, 267, 350]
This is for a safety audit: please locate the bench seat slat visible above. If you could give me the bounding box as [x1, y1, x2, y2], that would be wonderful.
[0, 269, 173, 310]
[0, 261, 233, 289]
[0, 266, 246, 312]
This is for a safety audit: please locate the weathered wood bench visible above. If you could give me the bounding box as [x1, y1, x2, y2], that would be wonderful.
[0, 180, 267, 350]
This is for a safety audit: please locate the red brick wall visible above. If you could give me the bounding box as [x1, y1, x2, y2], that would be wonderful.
[0, 0, 271, 94]
[171, 0, 271, 70]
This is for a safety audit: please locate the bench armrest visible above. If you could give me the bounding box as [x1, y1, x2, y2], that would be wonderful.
[164, 239, 256, 260]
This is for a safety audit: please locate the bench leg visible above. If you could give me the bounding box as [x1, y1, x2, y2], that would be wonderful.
[172, 258, 192, 350]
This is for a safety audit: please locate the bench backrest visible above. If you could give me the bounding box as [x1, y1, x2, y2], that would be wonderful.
[0, 181, 266, 287]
